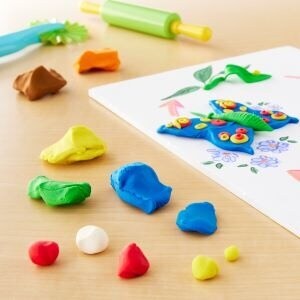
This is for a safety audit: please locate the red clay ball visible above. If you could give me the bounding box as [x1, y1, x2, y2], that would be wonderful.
[29, 241, 59, 266]
[118, 243, 150, 279]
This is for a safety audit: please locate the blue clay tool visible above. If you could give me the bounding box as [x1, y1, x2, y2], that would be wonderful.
[209, 99, 299, 129]
[176, 202, 217, 235]
[157, 116, 255, 155]
[0, 23, 64, 57]
[0, 21, 88, 57]
[110, 162, 172, 214]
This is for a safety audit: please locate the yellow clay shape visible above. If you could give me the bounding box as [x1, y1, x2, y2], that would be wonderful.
[192, 255, 219, 280]
[40, 125, 107, 164]
[224, 245, 239, 262]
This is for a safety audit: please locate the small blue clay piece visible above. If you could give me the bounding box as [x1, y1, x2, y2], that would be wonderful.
[110, 162, 172, 214]
[176, 202, 217, 235]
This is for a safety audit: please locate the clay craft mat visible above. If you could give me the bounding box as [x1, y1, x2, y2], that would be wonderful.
[89, 46, 300, 237]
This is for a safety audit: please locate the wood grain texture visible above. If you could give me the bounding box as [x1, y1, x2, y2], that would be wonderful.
[0, 1, 299, 299]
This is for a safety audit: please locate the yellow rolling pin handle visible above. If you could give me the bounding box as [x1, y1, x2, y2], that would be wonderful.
[171, 21, 212, 42]
[80, 1, 101, 14]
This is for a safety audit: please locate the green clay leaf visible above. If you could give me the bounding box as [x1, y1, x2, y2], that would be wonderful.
[203, 64, 271, 91]
[210, 112, 273, 131]
[193, 66, 213, 83]
[216, 163, 223, 169]
[32, 20, 88, 45]
[203, 161, 214, 165]
[238, 164, 248, 167]
[288, 140, 297, 143]
[225, 64, 272, 83]
[250, 167, 258, 174]
[161, 86, 201, 100]
[203, 76, 226, 90]
[279, 136, 289, 141]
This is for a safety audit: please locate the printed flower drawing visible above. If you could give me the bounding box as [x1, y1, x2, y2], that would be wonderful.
[207, 149, 239, 163]
[250, 155, 279, 168]
[256, 140, 289, 153]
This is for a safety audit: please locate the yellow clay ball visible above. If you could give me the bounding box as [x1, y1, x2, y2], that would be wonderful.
[192, 255, 219, 280]
[224, 245, 239, 262]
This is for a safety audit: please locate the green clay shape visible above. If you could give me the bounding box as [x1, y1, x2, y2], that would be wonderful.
[27, 175, 91, 206]
[31, 20, 88, 45]
[209, 112, 273, 131]
[27, 175, 49, 199]
[203, 64, 271, 90]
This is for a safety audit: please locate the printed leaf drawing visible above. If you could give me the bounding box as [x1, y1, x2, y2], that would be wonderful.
[193, 66, 212, 83]
[161, 86, 200, 101]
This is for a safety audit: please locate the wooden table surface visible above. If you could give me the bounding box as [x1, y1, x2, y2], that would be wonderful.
[0, 0, 299, 299]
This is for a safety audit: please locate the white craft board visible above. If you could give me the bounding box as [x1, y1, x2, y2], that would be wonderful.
[89, 46, 300, 237]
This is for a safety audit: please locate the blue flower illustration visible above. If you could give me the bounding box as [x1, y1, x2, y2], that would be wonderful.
[256, 140, 289, 153]
[250, 155, 279, 168]
[207, 149, 239, 163]
[266, 104, 283, 111]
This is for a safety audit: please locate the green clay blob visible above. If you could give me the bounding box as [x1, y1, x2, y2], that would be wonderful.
[31, 20, 88, 45]
[27, 176, 91, 206]
[28, 176, 49, 199]
[209, 112, 273, 131]
[204, 64, 271, 90]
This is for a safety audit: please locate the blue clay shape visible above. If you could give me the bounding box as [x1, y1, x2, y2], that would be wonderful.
[209, 99, 299, 129]
[176, 202, 217, 235]
[110, 162, 172, 214]
[157, 117, 255, 155]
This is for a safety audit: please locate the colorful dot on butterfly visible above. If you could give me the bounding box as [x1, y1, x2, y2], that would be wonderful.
[211, 119, 227, 126]
[176, 117, 192, 128]
[230, 133, 249, 144]
[239, 106, 247, 112]
[218, 132, 230, 141]
[199, 117, 211, 123]
[194, 123, 208, 130]
[223, 109, 233, 113]
[260, 110, 271, 116]
[262, 117, 270, 123]
[171, 118, 189, 129]
[236, 128, 248, 134]
[271, 112, 287, 120]
[219, 100, 237, 109]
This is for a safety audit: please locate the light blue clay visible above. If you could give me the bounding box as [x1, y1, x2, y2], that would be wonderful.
[110, 162, 172, 214]
[176, 202, 217, 235]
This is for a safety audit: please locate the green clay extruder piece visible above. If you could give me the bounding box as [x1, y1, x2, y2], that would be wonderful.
[204, 64, 272, 90]
[209, 112, 274, 131]
[27, 175, 91, 206]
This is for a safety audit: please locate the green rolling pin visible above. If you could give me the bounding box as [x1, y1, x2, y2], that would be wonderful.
[80, 0, 212, 42]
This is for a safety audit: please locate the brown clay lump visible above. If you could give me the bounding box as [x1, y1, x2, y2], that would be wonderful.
[13, 66, 67, 100]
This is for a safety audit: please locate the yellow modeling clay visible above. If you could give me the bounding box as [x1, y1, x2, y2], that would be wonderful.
[224, 245, 239, 262]
[40, 125, 107, 164]
[75, 48, 120, 73]
[192, 255, 219, 280]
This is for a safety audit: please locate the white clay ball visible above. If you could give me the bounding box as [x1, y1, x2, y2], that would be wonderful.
[76, 225, 109, 254]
